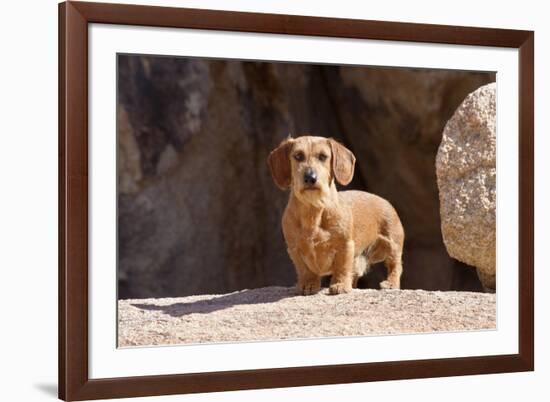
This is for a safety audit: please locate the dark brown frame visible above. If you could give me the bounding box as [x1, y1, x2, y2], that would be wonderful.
[59, 1, 534, 400]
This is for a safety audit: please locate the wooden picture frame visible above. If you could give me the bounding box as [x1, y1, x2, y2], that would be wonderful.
[59, 1, 534, 400]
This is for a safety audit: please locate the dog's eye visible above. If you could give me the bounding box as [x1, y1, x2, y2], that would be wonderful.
[318, 153, 327, 162]
[294, 152, 305, 162]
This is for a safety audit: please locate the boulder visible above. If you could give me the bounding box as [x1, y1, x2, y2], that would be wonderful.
[435, 83, 496, 291]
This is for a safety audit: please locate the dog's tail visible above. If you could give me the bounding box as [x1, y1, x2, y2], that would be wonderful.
[353, 254, 370, 278]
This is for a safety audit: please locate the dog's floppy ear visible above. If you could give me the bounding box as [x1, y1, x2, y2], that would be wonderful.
[329, 138, 356, 186]
[267, 139, 293, 190]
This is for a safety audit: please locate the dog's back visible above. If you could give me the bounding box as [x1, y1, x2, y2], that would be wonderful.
[339, 191, 403, 248]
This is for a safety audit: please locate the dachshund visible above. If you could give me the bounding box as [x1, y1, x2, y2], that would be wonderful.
[268, 135, 404, 295]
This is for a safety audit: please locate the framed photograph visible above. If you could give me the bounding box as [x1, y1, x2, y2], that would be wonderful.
[59, 1, 534, 400]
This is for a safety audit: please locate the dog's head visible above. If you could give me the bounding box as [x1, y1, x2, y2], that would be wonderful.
[267, 135, 356, 205]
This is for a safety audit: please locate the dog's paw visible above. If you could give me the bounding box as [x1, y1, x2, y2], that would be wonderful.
[329, 282, 352, 295]
[379, 280, 400, 290]
[298, 282, 321, 296]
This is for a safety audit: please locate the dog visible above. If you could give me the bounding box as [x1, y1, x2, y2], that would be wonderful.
[268, 135, 404, 295]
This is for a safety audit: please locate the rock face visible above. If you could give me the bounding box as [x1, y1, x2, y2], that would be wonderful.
[436, 83, 496, 291]
[118, 287, 496, 347]
[118, 54, 495, 298]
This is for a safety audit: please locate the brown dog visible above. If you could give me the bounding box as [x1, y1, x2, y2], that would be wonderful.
[268, 135, 404, 295]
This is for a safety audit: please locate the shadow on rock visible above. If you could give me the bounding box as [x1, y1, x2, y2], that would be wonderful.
[131, 286, 296, 317]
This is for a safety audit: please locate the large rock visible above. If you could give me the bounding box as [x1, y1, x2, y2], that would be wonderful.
[118, 55, 495, 298]
[436, 83, 496, 291]
[118, 287, 496, 346]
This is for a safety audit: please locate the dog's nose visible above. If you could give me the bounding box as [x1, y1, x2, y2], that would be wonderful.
[303, 168, 317, 185]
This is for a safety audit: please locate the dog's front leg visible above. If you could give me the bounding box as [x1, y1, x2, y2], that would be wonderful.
[287, 248, 321, 295]
[329, 240, 354, 295]
[297, 268, 322, 296]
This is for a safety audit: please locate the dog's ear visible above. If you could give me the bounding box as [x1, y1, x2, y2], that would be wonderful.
[267, 139, 293, 190]
[329, 138, 356, 186]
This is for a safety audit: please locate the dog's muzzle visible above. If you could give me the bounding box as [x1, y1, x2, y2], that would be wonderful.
[303, 168, 317, 186]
